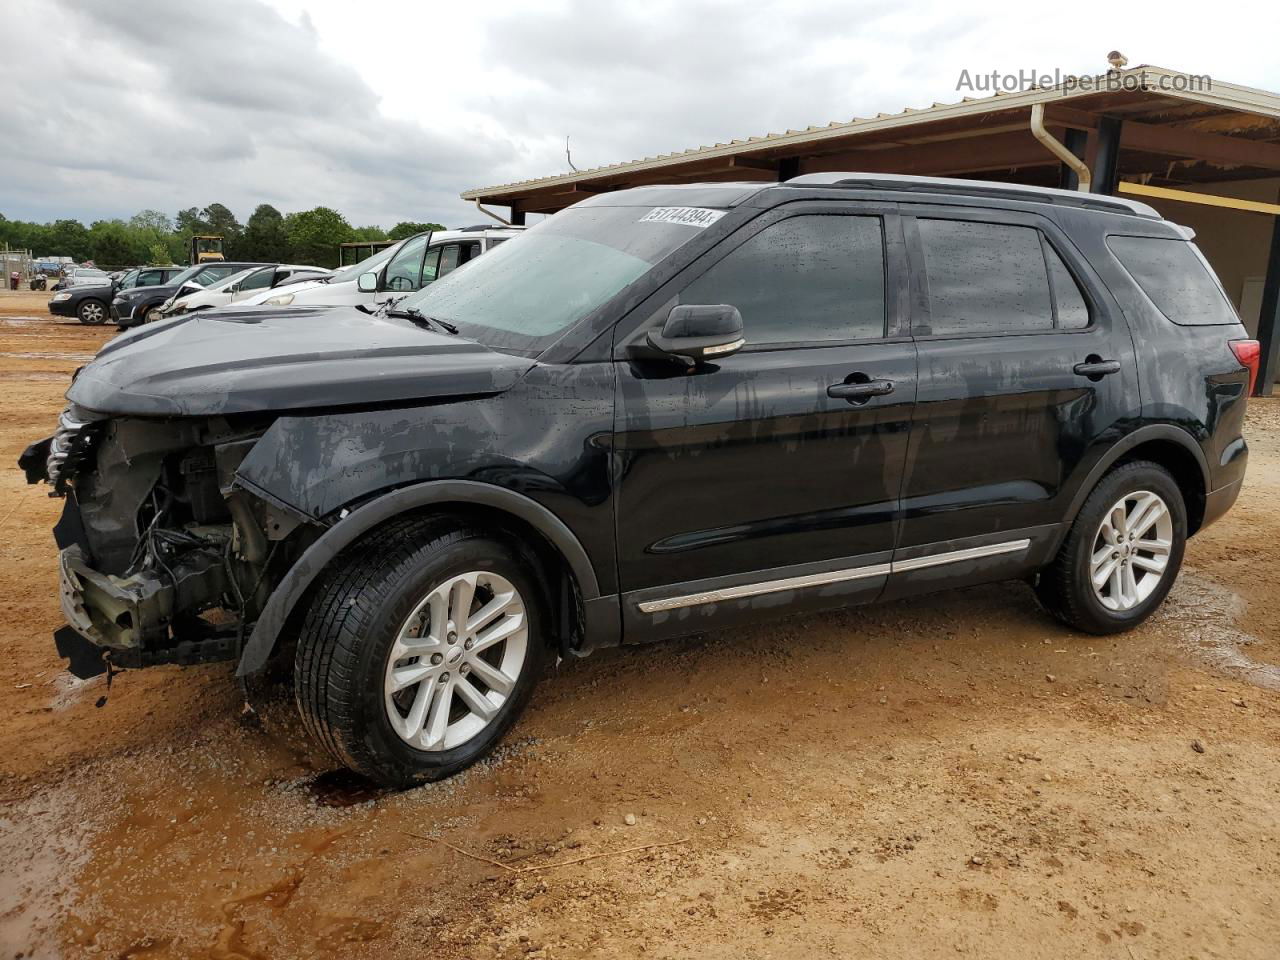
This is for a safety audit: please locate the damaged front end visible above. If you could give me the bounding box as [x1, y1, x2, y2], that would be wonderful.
[21, 406, 308, 678]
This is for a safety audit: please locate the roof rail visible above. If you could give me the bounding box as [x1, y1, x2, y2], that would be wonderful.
[785, 172, 1160, 218]
[456, 223, 526, 232]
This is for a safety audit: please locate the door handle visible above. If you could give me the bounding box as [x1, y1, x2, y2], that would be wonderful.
[1073, 359, 1121, 378]
[828, 378, 894, 402]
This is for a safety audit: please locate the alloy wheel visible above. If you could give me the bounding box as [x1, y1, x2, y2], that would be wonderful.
[1089, 490, 1174, 612]
[383, 571, 529, 751]
[80, 302, 104, 324]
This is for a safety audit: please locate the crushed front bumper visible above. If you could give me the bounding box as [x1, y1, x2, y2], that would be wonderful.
[56, 544, 236, 677]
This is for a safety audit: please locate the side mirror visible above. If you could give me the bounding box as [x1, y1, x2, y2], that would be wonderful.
[643, 304, 745, 364]
[357, 271, 378, 293]
[229, 282, 241, 294]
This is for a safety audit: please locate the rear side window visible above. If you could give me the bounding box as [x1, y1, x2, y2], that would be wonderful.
[681, 215, 886, 344]
[1107, 236, 1237, 326]
[1045, 244, 1090, 329]
[917, 220, 1052, 335]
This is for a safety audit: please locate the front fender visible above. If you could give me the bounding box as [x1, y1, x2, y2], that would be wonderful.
[235, 478, 603, 676]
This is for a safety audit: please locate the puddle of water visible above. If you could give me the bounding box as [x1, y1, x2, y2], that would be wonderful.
[0, 789, 97, 959]
[0, 371, 70, 381]
[1157, 573, 1280, 691]
[0, 351, 96, 362]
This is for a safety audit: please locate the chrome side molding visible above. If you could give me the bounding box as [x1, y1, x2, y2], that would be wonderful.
[636, 538, 1031, 614]
[636, 563, 892, 614]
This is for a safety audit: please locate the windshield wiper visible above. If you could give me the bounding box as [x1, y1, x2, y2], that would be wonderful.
[384, 305, 459, 334]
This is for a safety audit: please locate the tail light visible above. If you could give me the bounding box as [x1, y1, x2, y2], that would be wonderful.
[1230, 339, 1261, 397]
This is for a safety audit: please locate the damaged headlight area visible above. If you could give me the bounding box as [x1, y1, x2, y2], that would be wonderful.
[21, 408, 308, 677]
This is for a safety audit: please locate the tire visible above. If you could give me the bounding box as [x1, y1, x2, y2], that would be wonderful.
[294, 516, 548, 788]
[77, 299, 107, 325]
[140, 304, 160, 325]
[1035, 460, 1186, 634]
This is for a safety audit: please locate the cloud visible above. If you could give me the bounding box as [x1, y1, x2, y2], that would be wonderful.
[5, 0, 1280, 229]
[0, 0, 518, 228]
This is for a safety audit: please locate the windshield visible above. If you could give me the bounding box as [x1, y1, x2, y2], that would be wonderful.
[329, 239, 408, 284]
[166, 265, 205, 288]
[394, 207, 712, 353]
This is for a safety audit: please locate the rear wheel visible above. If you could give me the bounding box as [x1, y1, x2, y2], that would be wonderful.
[1035, 460, 1186, 634]
[76, 299, 107, 325]
[294, 517, 547, 788]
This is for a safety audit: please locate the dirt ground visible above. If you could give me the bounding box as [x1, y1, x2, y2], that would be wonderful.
[1, 287, 1278, 959]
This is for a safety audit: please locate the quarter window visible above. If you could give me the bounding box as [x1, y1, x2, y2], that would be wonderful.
[1107, 235, 1237, 326]
[681, 215, 886, 345]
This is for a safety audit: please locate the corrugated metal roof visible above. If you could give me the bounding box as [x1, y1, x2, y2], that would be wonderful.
[462, 66, 1280, 201]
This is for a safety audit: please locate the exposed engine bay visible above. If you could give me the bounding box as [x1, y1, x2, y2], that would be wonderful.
[20, 405, 309, 675]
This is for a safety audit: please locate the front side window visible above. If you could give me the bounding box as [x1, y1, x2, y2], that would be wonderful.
[239, 266, 274, 292]
[137, 270, 163, 287]
[384, 235, 428, 292]
[1107, 235, 1237, 326]
[917, 219, 1053, 335]
[117, 269, 140, 290]
[681, 215, 885, 345]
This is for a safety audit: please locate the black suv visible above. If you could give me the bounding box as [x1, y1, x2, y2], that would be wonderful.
[48, 265, 184, 325]
[21, 174, 1254, 787]
[111, 262, 265, 328]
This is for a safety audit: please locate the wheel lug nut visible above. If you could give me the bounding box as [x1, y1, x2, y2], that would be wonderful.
[447, 631, 458, 644]
[430, 653, 443, 665]
[460, 663, 471, 675]
[439, 672, 449, 683]
[464, 638, 473, 650]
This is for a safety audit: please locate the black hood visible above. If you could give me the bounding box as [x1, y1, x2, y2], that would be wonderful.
[67, 305, 536, 417]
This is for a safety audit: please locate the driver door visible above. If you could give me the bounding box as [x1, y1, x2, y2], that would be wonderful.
[612, 204, 917, 643]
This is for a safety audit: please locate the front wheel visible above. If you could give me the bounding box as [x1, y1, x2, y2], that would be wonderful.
[140, 305, 160, 324]
[294, 517, 547, 788]
[1035, 460, 1186, 634]
[77, 299, 107, 325]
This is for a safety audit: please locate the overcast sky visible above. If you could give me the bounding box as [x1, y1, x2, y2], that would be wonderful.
[3, 0, 1277, 229]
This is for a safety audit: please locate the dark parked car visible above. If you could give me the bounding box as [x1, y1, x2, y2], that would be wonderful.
[110, 262, 265, 327]
[47, 265, 184, 325]
[21, 174, 1254, 787]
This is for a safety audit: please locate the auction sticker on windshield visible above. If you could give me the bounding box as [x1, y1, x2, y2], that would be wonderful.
[639, 207, 727, 228]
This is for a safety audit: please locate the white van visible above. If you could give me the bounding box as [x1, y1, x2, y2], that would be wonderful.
[232, 226, 524, 309]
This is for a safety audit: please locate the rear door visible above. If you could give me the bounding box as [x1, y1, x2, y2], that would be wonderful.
[612, 203, 918, 641]
[888, 207, 1139, 596]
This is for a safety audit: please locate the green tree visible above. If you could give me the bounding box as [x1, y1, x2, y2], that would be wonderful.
[352, 225, 389, 242]
[239, 204, 290, 262]
[130, 209, 173, 235]
[48, 219, 92, 261]
[284, 206, 354, 266]
[201, 203, 242, 242]
[387, 221, 445, 241]
[175, 207, 210, 236]
[89, 220, 143, 267]
[148, 242, 171, 265]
